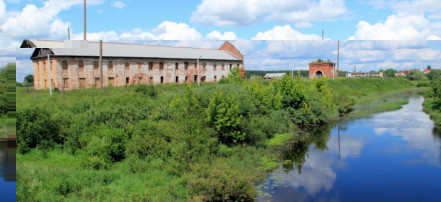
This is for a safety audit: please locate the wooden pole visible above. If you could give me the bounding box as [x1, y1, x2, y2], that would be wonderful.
[333, 63, 335, 80]
[48, 52, 52, 96]
[84, 0, 87, 40]
[337, 40, 340, 72]
[197, 57, 200, 87]
[99, 40, 103, 88]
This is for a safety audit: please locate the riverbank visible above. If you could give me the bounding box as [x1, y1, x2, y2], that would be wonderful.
[257, 96, 441, 201]
[423, 79, 441, 127]
[16, 76, 419, 201]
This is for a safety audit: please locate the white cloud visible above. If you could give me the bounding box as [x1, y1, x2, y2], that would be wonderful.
[391, 0, 441, 15]
[252, 25, 321, 40]
[111, 1, 126, 9]
[0, 0, 6, 24]
[120, 21, 202, 40]
[206, 31, 238, 40]
[191, 0, 347, 26]
[350, 14, 438, 40]
[0, 0, 105, 51]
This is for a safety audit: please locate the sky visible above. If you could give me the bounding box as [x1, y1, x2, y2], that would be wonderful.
[1, 0, 441, 82]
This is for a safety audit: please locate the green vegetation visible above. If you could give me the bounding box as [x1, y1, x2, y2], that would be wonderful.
[384, 68, 396, 78]
[406, 69, 426, 81]
[17, 73, 418, 201]
[423, 78, 441, 127]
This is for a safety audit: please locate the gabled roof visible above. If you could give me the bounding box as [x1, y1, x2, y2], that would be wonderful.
[23, 40, 242, 61]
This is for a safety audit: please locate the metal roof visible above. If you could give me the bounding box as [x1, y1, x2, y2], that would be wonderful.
[264, 73, 286, 78]
[23, 40, 242, 61]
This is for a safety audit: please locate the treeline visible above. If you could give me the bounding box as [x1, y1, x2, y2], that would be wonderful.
[17, 69, 416, 201]
[0, 64, 10, 115]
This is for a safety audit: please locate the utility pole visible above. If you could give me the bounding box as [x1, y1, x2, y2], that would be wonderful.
[333, 63, 335, 80]
[84, 0, 87, 40]
[47, 51, 52, 96]
[322, 29, 324, 40]
[68, 27, 71, 40]
[337, 40, 340, 72]
[197, 56, 200, 87]
[99, 40, 103, 88]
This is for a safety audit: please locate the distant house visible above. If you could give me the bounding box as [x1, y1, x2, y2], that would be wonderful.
[423, 69, 431, 74]
[396, 70, 409, 77]
[264, 73, 286, 80]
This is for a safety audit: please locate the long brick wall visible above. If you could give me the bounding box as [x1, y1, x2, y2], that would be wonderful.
[33, 57, 244, 90]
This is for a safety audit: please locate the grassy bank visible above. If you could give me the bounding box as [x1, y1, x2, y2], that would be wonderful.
[17, 75, 417, 201]
[423, 79, 441, 127]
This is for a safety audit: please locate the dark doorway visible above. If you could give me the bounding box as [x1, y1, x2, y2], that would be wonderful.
[316, 71, 323, 78]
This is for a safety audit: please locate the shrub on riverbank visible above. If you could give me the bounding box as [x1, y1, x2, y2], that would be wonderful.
[17, 76, 417, 201]
[424, 78, 441, 127]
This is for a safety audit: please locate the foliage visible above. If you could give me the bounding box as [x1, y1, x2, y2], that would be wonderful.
[384, 68, 396, 78]
[134, 84, 157, 98]
[423, 78, 441, 127]
[78, 125, 128, 169]
[426, 69, 441, 81]
[406, 69, 426, 81]
[16, 77, 418, 201]
[23, 74, 34, 86]
[219, 66, 243, 84]
[17, 108, 61, 153]
[273, 75, 308, 110]
[206, 90, 245, 144]
[432, 78, 441, 107]
[187, 158, 257, 201]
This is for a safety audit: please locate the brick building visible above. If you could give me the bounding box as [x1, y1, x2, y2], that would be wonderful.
[21, 40, 244, 90]
[309, 62, 337, 79]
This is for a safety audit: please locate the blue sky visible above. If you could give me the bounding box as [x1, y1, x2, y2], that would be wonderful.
[1, 0, 441, 81]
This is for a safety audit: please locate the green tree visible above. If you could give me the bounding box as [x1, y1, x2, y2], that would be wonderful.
[432, 78, 441, 107]
[427, 69, 441, 81]
[273, 75, 308, 110]
[206, 90, 245, 145]
[220, 66, 243, 84]
[427, 65, 432, 70]
[169, 87, 216, 174]
[384, 68, 396, 78]
[23, 74, 34, 86]
[407, 69, 425, 81]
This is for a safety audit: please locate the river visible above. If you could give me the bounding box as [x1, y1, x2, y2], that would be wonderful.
[257, 97, 441, 202]
[0, 139, 16, 201]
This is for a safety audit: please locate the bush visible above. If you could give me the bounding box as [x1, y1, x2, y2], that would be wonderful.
[79, 125, 128, 169]
[17, 108, 60, 153]
[407, 69, 425, 81]
[427, 69, 441, 81]
[417, 80, 430, 87]
[134, 84, 157, 98]
[206, 90, 245, 145]
[187, 158, 257, 201]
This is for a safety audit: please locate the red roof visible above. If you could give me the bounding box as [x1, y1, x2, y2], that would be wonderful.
[423, 69, 431, 74]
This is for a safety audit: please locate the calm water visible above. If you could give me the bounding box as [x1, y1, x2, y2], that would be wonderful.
[257, 97, 441, 202]
[0, 141, 16, 201]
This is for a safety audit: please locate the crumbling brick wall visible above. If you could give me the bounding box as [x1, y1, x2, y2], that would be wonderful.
[309, 62, 338, 79]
